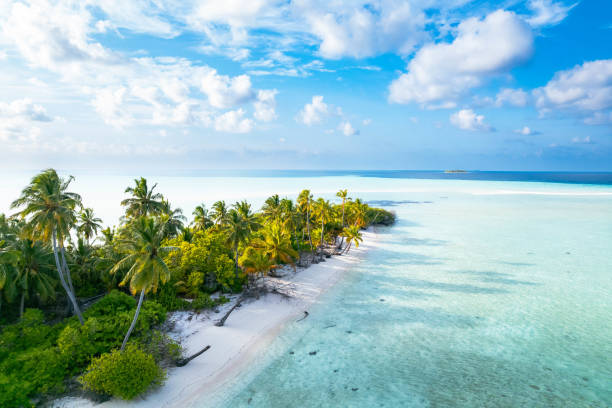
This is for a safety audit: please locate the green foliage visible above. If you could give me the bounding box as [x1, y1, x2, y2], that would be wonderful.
[0, 346, 68, 407]
[0, 309, 54, 359]
[151, 283, 191, 311]
[79, 344, 165, 400]
[139, 330, 182, 364]
[85, 289, 136, 317]
[367, 207, 396, 226]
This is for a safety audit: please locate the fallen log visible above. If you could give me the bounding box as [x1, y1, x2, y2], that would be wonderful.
[215, 295, 244, 327]
[176, 345, 211, 367]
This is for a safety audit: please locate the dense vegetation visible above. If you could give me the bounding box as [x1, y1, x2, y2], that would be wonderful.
[0, 170, 394, 406]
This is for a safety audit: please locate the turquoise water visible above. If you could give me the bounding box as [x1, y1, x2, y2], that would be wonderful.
[1, 174, 611, 406]
[204, 184, 612, 407]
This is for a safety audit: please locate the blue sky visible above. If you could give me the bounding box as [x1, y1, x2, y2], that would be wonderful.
[0, 0, 610, 171]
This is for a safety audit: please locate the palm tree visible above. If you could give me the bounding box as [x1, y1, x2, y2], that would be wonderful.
[0, 242, 19, 318]
[225, 209, 251, 277]
[280, 198, 301, 257]
[254, 223, 298, 273]
[77, 208, 103, 245]
[336, 189, 349, 228]
[121, 177, 164, 218]
[160, 199, 186, 237]
[262, 194, 282, 220]
[192, 204, 213, 231]
[10, 169, 84, 324]
[351, 198, 370, 228]
[297, 190, 315, 255]
[11, 238, 56, 317]
[239, 247, 275, 285]
[110, 217, 177, 351]
[341, 225, 363, 254]
[211, 200, 228, 227]
[313, 198, 333, 257]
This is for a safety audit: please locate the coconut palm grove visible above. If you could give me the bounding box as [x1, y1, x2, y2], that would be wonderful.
[0, 169, 394, 406]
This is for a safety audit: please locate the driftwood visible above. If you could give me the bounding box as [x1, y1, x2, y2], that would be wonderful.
[296, 311, 309, 322]
[176, 345, 211, 367]
[215, 295, 244, 327]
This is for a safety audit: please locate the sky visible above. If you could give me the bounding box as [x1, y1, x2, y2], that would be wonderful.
[0, 0, 611, 172]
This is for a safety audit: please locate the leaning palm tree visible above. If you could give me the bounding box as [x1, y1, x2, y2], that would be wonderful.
[110, 217, 177, 351]
[239, 247, 275, 286]
[341, 225, 363, 254]
[211, 200, 228, 227]
[77, 208, 103, 245]
[121, 177, 164, 218]
[10, 169, 84, 324]
[192, 204, 213, 231]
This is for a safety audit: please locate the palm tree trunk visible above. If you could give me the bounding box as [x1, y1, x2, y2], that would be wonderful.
[60, 246, 76, 305]
[52, 230, 84, 325]
[234, 244, 240, 279]
[306, 200, 314, 258]
[320, 219, 325, 260]
[20, 292, 25, 318]
[0, 290, 3, 318]
[121, 289, 145, 351]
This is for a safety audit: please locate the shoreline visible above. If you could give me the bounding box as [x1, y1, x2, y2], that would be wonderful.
[52, 229, 378, 408]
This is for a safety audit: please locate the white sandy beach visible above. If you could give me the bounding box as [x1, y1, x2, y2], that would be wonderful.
[51, 230, 377, 408]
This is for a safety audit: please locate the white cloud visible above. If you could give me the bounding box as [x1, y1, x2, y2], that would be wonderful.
[299, 0, 427, 59]
[339, 121, 359, 136]
[362, 118, 372, 126]
[91, 87, 132, 128]
[254, 89, 278, 122]
[527, 0, 577, 27]
[297, 95, 328, 125]
[389, 10, 533, 107]
[571, 135, 593, 144]
[496, 88, 529, 107]
[533, 59, 612, 124]
[200, 70, 254, 109]
[0, 98, 53, 142]
[514, 126, 538, 135]
[2, 0, 114, 74]
[214, 109, 254, 133]
[450, 109, 491, 131]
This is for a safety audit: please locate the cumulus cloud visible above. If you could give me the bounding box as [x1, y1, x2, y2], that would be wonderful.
[496, 88, 529, 107]
[389, 10, 533, 107]
[298, 0, 427, 59]
[339, 121, 359, 136]
[533, 59, 612, 124]
[214, 109, 254, 133]
[450, 109, 492, 131]
[0, 98, 53, 142]
[200, 70, 254, 109]
[2, 0, 114, 73]
[254, 89, 278, 122]
[297, 95, 328, 125]
[527, 0, 577, 27]
[571, 135, 594, 144]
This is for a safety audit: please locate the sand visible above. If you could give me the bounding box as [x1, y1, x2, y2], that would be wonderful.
[51, 230, 376, 408]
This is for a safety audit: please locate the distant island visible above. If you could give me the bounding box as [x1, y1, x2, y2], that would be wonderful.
[444, 170, 468, 173]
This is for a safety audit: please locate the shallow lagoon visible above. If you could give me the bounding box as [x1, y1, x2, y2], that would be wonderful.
[2, 174, 611, 407]
[203, 182, 612, 407]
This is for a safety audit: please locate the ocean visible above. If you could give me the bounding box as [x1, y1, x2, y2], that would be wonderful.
[1, 171, 611, 407]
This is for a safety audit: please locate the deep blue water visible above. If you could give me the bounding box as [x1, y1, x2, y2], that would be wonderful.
[106, 170, 612, 186]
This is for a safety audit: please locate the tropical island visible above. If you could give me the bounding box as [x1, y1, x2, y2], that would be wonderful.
[0, 169, 394, 407]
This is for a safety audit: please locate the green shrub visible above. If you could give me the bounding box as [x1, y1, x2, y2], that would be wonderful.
[0, 346, 68, 405]
[152, 283, 191, 311]
[79, 345, 165, 400]
[85, 290, 136, 317]
[192, 293, 215, 310]
[139, 330, 182, 364]
[0, 309, 54, 360]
